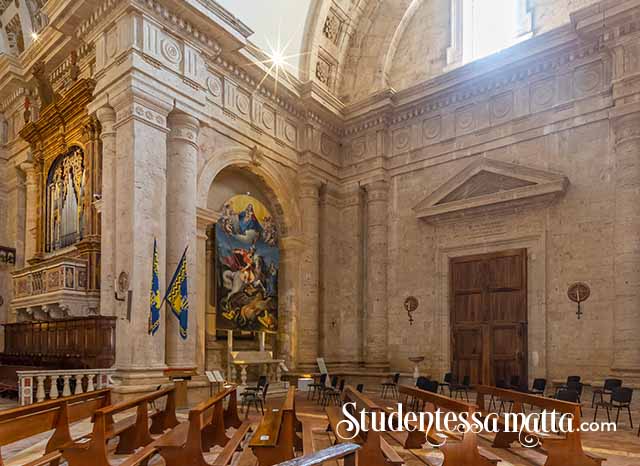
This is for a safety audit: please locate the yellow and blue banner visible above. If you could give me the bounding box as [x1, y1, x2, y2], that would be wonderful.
[148, 238, 161, 335]
[165, 247, 189, 339]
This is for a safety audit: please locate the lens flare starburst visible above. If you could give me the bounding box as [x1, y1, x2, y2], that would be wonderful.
[245, 24, 309, 96]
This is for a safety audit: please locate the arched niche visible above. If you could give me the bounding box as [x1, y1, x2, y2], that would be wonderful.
[196, 147, 301, 374]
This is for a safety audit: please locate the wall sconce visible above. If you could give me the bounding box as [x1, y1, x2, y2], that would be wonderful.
[0, 247, 16, 265]
[404, 296, 419, 325]
[568, 282, 590, 320]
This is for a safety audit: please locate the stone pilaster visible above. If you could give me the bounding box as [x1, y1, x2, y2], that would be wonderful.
[612, 111, 640, 373]
[19, 161, 38, 263]
[165, 112, 200, 370]
[364, 180, 389, 370]
[297, 176, 323, 369]
[96, 106, 117, 316]
[108, 91, 170, 383]
[279, 235, 304, 370]
[196, 208, 217, 373]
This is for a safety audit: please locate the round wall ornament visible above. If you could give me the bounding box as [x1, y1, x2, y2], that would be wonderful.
[404, 296, 419, 325]
[567, 282, 590, 319]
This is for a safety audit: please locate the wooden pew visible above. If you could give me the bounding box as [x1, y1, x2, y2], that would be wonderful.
[155, 384, 251, 466]
[325, 385, 403, 466]
[396, 385, 500, 466]
[0, 388, 111, 466]
[475, 385, 604, 466]
[62, 386, 178, 466]
[249, 386, 302, 466]
[278, 443, 360, 466]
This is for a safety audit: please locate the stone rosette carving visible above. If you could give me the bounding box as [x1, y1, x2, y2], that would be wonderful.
[161, 38, 182, 65]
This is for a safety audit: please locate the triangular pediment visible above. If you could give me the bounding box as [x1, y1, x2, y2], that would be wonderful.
[414, 158, 569, 222]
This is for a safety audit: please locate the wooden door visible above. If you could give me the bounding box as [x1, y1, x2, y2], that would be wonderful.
[450, 249, 527, 386]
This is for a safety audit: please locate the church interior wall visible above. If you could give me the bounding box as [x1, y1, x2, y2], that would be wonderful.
[0, 0, 637, 401]
[375, 116, 616, 384]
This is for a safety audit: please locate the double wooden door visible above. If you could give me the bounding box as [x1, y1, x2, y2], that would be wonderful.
[450, 249, 527, 386]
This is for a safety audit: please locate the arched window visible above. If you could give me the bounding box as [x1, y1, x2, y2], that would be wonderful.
[45, 146, 86, 252]
[447, 0, 532, 68]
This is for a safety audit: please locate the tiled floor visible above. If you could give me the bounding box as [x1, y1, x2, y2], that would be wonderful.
[1, 386, 639, 465]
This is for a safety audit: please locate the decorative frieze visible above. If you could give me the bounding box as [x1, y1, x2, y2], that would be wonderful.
[13, 257, 89, 299]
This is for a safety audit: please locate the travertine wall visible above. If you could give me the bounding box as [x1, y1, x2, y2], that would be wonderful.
[384, 120, 615, 381]
[0, 0, 637, 395]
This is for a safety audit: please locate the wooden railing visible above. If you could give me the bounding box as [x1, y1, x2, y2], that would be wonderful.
[1, 316, 116, 369]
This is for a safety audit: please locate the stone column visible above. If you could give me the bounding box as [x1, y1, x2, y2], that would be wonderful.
[109, 92, 170, 380]
[364, 180, 389, 370]
[96, 106, 117, 315]
[297, 177, 322, 369]
[612, 111, 640, 371]
[165, 113, 200, 370]
[19, 161, 38, 262]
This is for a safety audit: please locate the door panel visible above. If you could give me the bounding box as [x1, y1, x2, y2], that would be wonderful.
[452, 327, 482, 385]
[454, 294, 483, 323]
[488, 291, 526, 322]
[451, 249, 527, 386]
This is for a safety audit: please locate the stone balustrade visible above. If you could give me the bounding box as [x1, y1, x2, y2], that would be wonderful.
[17, 368, 115, 405]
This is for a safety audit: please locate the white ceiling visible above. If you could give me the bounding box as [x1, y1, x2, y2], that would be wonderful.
[215, 0, 312, 78]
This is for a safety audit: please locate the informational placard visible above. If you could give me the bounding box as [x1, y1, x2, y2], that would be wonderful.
[205, 371, 216, 383]
[317, 357, 328, 374]
[213, 370, 225, 382]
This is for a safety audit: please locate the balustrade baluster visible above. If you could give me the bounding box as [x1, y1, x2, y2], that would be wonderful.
[74, 374, 84, 395]
[62, 375, 72, 397]
[49, 375, 59, 399]
[36, 376, 46, 403]
[86, 373, 95, 392]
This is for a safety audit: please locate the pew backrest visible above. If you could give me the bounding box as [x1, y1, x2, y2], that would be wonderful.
[475, 385, 581, 416]
[0, 389, 110, 464]
[399, 384, 477, 413]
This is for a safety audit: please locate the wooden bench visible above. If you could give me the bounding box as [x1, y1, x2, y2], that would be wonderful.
[476, 385, 604, 466]
[395, 385, 500, 466]
[325, 385, 403, 466]
[61, 386, 178, 466]
[0, 388, 111, 466]
[155, 384, 251, 466]
[249, 386, 303, 466]
[278, 443, 360, 466]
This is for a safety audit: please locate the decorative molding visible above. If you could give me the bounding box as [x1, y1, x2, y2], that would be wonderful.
[414, 158, 569, 222]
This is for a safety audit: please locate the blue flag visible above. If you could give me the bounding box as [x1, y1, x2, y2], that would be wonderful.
[148, 238, 161, 335]
[164, 247, 189, 339]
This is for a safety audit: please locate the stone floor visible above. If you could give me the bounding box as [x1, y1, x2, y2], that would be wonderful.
[1, 385, 639, 465]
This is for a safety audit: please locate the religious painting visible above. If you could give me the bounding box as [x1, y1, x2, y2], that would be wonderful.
[215, 195, 279, 333]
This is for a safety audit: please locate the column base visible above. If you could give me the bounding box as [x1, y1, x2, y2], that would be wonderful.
[109, 367, 170, 402]
[611, 367, 640, 388]
[363, 362, 390, 372]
